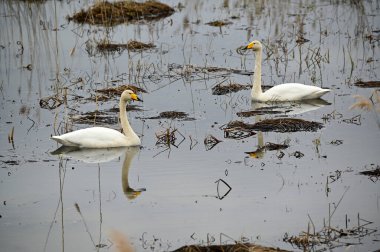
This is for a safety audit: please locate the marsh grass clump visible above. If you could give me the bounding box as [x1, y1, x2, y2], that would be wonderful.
[71, 111, 118, 125]
[212, 82, 250, 95]
[354, 80, 380, 88]
[68, 1, 175, 26]
[126, 40, 156, 51]
[96, 84, 147, 98]
[173, 243, 290, 252]
[204, 134, 222, 151]
[253, 118, 323, 132]
[206, 20, 233, 27]
[96, 40, 155, 53]
[359, 165, 380, 182]
[221, 121, 256, 140]
[142, 111, 195, 121]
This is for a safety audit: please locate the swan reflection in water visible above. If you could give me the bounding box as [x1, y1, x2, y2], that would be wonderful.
[51, 146, 145, 199]
[246, 98, 330, 159]
[250, 98, 330, 116]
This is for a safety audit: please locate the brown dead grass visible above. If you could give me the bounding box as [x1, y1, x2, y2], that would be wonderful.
[68, 1, 174, 26]
[173, 243, 290, 252]
[97, 40, 155, 53]
[96, 84, 147, 97]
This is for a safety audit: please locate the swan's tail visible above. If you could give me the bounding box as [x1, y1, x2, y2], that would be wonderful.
[316, 89, 330, 98]
[51, 136, 79, 147]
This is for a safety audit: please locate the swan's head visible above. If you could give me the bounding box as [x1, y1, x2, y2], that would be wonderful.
[245, 40, 262, 51]
[121, 89, 143, 102]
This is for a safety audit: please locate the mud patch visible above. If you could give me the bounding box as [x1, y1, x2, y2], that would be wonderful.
[68, 1, 175, 26]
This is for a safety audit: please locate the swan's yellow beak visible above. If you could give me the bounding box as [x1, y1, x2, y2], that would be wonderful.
[131, 93, 143, 102]
[246, 42, 254, 49]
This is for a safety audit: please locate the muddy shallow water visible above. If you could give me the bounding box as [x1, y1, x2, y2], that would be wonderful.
[1, 0, 380, 251]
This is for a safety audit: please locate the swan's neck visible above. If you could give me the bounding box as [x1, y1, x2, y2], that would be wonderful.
[252, 49, 263, 98]
[121, 153, 133, 192]
[119, 99, 136, 138]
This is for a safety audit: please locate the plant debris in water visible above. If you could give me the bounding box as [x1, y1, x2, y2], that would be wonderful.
[71, 111, 118, 125]
[97, 40, 155, 52]
[96, 84, 147, 98]
[212, 82, 250, 95]
[142, 111, 195, 121]
[221, 121, 256, 140]
[283, 214, 377, 251]
[221, 118, 322, 139]
[155, 128, 185, 148]
[253, 118, 323, 132]
[237, 107, 285, 117]
[359, 165, 380, 182]
[39, 95, 63, 110]
[204, 134, 222, 151]
[206, 20, 233, 27]
[246, 142, 289, 158]
[173, 243, 290, 252]
[354, 80, 380, 88]
[70, 105, 142, 125]
[68, 1, 175, 26]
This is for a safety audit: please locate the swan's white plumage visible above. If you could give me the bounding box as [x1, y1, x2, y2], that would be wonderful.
[256, 83, 330, 102]
[246, 40, 330, 102]
[51, 127, 140, 148]
[51, 90, 141, 148]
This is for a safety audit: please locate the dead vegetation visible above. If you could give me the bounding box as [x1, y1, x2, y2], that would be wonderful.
[221, 118, 323, 139]
[96, 40, 155, 53]
[237, 107, 284, 117]
[39, 95, 64, 110]
[173, 243, 290, 252]
[252, 118, 323, 132]
[221, 121, 256, 140]
[245, 142, 289, 159]
[354, 80, 380, 88]
[206, 20, 233, 27]
[68, 1, 175, 26]
[142, 111, 195, 121]
[212, 82, 250, 95]
[167, 63, 253, 82]
[359, 164, 380, 182]
[71, 111, 118, 125]
[283, 214, 377, 251]
[155, 128, 185, 148]
[96, 84, 147, 98]
[204, 134, 222, 151]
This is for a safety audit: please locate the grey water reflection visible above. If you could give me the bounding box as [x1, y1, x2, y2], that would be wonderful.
[245, 99, 330, 159]
[51, 146, 145, 200]
[250, 98, 331, 116]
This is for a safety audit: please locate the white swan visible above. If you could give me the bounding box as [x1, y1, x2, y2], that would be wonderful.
[245, 40, 330, 102]
[51, 90, 142, 148]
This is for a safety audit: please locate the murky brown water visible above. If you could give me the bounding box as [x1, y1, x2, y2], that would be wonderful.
[1, 0, 379, 251]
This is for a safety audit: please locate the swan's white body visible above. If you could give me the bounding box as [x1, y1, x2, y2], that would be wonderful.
[246, 40, 330, 102]
[51, 90, 142, 148]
